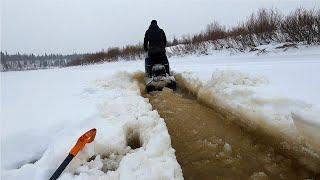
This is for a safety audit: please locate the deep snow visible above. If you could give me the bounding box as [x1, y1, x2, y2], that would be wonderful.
[1, 72, 183, 179]
[1, 43, 320, 179]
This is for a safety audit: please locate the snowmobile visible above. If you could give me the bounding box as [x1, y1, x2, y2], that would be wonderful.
[145, 55, 176, 93]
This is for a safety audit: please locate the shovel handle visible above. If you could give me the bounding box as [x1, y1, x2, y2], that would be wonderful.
[49, 153, 74, 180]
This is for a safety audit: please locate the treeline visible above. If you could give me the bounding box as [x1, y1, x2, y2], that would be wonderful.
[67, 45, 145, 66]
[169, 8, 320, 54]
[0, 52, 84, 71]
[70, 8, 319, 65]
[67, 40, 181, 66]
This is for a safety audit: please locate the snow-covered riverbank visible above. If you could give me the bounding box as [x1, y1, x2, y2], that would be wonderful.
[2, 44, 320, 179]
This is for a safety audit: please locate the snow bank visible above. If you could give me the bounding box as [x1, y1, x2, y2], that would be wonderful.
[2, 72, 182, 180]
[166, 39, 310, 58]
[176, 70, 320, 171]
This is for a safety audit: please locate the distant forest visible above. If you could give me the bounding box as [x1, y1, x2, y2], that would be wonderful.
[0, 52, 85, 71]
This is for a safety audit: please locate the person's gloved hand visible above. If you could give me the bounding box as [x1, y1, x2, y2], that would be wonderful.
[144, 47, 148, 52]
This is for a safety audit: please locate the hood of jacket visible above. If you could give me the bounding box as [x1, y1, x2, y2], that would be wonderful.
[149, 23, 159, 30]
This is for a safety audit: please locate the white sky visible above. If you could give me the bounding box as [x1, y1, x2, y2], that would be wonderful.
[1, 0, 319, 55]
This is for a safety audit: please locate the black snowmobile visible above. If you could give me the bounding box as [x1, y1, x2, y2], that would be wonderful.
[145, 55, 176, 93]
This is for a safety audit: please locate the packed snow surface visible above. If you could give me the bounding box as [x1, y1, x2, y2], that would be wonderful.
[2, 44, 320, 179]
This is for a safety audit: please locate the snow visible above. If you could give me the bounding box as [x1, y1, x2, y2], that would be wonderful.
[170, 43, 320, 153]
[1, 71, 183, 179]
[2, 43, 320, 179]
[170, 44, 320, 109]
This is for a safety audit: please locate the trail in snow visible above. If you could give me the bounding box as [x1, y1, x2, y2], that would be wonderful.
[134, 72, 320, 179]
[173, 72, 320, 172]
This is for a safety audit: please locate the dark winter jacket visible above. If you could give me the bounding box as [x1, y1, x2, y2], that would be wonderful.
[144, 23, 167, 54]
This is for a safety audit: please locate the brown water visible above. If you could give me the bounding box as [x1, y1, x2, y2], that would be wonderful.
[134, 73, 319, 179]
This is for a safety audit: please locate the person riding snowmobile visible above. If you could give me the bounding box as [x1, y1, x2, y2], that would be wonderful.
[144, 20, 170, 76]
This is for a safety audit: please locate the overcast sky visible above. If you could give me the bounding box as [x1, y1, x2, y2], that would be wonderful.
[1, 0, 319, 55]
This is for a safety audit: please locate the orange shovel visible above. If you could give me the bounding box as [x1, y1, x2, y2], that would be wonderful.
[49, 128, 96, 180]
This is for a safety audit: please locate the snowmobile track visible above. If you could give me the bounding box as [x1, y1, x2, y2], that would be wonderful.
[133, 72, 320, 179]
